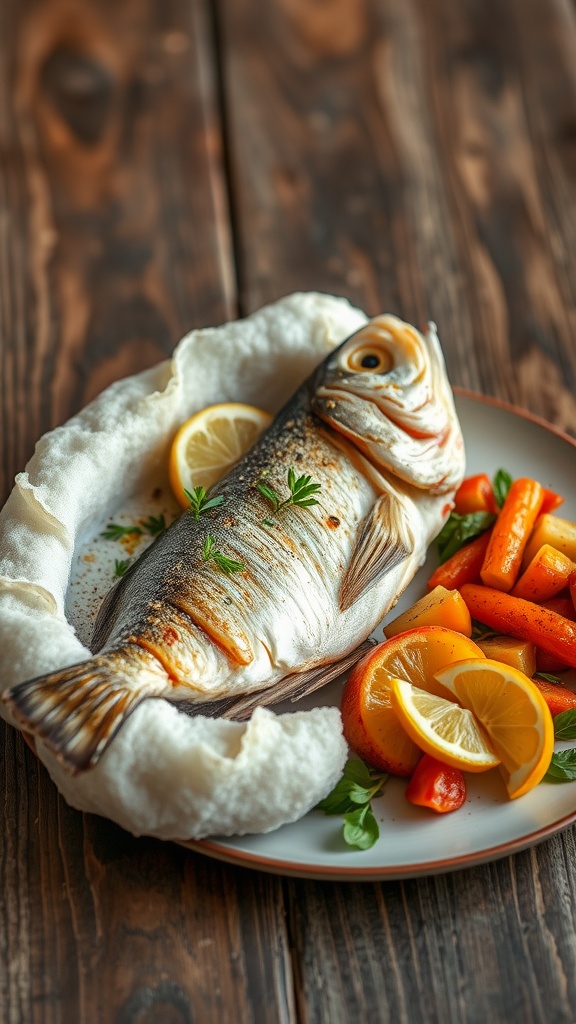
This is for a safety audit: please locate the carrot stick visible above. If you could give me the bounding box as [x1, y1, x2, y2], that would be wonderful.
[454, 474, 496, 515]
[460, 583, 576, 668]
[511, 544, 574, 603]
[532, 678, 576, 716]
[480, 478, 544, 591]
[428, 529, 492, 591]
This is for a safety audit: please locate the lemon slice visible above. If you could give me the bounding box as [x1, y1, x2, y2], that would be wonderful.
[389, 678, 501, 772]
[169, 402, 273, 507]
[434, 659, 554, 799]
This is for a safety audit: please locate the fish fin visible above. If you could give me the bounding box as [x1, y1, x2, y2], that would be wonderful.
[339, 493, 414, 611]
[193, 639, 377, 721]
[2, 645, 169, 774]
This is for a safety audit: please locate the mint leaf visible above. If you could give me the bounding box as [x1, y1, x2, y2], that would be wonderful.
[317, 759, 387, 848]
[553, 710, 576, 740]
[437, 512, 496, 563]
[343, 804, 380, 850]
[493, 469, 513, 508]
[545, 749, 576, 782]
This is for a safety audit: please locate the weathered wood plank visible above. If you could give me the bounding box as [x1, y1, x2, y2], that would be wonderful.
[0, 0, 235, 505]
[219, 0, 576, 430]
[219, 0, 576, 1021]
[0, 1, 294, 1022]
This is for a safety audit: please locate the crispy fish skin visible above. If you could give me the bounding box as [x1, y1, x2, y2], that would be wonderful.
[2, 315, 465, 772]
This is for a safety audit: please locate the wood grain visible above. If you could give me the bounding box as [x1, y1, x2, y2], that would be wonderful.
[0, 0, 235, 505]
[3, 0, 576, 1022]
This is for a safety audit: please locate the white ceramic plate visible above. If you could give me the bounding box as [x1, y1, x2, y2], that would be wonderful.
[180, 391, 576, 880]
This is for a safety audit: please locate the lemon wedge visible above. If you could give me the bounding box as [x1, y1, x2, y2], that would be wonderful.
[434, 659, 554, 799]
[168, 402, 272, 508]
[389, 678, 501, 772]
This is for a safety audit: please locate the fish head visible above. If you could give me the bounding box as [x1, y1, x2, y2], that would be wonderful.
[311, 315, 464, 493]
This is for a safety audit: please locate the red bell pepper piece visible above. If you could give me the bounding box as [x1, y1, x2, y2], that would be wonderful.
[405, 754, 467, 813]
[540, 488, 564, 515]
[454, 473, 497, 515]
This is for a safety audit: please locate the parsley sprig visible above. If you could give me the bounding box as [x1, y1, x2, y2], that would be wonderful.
[101, 522, 143, 541]
[317, 759, 388, 850]
[202, 535, 245, 575]
[101, 514, 168, 542]
[257, 467, 321, 522]
[185, 486, 225, 520]
[545, 710, 576, 782]
[140, 514, 167, 536]
[114, 558, 131, 578]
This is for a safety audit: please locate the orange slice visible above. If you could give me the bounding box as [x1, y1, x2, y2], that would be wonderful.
[340, 627, 485, 776]
[169, 402, 272, 507]
[389, 678, 501, 772]
[434, 658, 554, 799]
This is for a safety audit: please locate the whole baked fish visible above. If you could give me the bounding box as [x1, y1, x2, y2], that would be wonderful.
[3, 315, 464, 772]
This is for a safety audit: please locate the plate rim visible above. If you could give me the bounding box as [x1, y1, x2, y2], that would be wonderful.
[183, 389, 576, 880]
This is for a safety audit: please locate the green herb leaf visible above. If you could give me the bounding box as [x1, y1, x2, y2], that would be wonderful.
[141, 514, 167, 537]
[185, 487, 225, 520]
[343, 804, 380, 850]
[437, 512, 496, 563]
[257, 467, 321, 519]
[545, 749, 576, 782]
[114, 558, 131, 578]
[201, 534, 245, 575]
[534, 672, 562, 686]
[493, 469, 513, 508]
[553, 709, 576, 740]
[317, 759, 387, 848]
[100, 522, 143, 541]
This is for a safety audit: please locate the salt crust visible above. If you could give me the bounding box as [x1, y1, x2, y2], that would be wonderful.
[0, 292, 368, 839]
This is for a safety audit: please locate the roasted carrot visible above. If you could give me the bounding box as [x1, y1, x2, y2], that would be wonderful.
[540, 488, 564, 515]
[480, 478, 544, 591]
[428, 529, 492, 591]
[511, 544, 574, 603]
[532, 678, 576, 716]
[454, 474, 496, 515]
[460, 583, 576, 668]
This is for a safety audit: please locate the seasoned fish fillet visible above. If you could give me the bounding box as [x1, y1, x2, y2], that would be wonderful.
[3, 315, 464, 772]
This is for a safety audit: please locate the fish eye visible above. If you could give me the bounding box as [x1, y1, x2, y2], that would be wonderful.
[344, 346, 392, 374]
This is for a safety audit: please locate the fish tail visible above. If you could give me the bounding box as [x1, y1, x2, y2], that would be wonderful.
[2, 644, 169, 774]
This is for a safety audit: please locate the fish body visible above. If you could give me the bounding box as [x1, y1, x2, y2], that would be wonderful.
[3, 315, 465, 772]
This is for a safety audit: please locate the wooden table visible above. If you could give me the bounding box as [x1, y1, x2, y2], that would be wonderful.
[2, 1, 576, 1021]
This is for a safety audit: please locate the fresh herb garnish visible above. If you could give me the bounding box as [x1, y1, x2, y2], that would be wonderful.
[201, 534, 245, 575]
[185, 486, 225, 520]
[544, 711, 576, 782]
[436, 511, 496, 563]
[493, 468, 513, 508]
[317, 758, 388, 850]
[100, 522, 144, 541]
[534, 672, 562, 686]
[114, 558, 131, 578]
[545, 749, 576, 782]
[141, 514, 167, 537]
[257, 467, 321, 521]
[551, 709, 576, 741]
